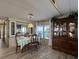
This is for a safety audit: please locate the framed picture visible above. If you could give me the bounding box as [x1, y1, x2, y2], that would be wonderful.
[11, 22, 15, 35]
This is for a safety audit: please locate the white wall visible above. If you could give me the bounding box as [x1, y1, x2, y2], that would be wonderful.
[48, 19, 52, 46]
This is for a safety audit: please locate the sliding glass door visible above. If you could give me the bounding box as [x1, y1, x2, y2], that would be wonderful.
[36, 25, 49, 39]
[36, 26, 43, 38]
[44, 25, 49, 39]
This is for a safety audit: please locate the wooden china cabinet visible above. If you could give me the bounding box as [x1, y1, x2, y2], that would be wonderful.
[51, 17, 78, 56]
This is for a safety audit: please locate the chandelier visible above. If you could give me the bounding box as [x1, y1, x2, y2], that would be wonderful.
[28, 13, 34, 28]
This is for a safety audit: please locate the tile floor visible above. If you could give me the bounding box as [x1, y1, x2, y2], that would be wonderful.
[0, 39, 78, 59]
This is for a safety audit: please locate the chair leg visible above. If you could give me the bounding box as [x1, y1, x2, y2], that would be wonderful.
[16, 46, 20, 53]
[21, 49, 23, 53]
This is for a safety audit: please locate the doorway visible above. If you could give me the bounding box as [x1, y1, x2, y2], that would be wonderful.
[36, 25, 49, 39]
[36, 24, 49, 45]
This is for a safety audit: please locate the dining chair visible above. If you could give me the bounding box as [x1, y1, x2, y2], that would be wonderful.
[15, 33, 30, 53]
[15, 35, 20, 53]
[28, 34, 40, 51]
[32, 34, 40, 45]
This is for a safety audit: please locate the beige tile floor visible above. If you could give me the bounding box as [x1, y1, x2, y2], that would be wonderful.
[0, 39, 78, 59]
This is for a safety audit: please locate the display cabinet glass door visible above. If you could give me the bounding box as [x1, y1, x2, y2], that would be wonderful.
[68, 22, 76, 38]
[60, 22, 67, 36]
[53, 22, 67, 37]
[54, 22, 60, 37]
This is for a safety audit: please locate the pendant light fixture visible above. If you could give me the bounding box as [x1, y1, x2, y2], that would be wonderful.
[28, 13, 34, 34]
[28, 13, 34, 28]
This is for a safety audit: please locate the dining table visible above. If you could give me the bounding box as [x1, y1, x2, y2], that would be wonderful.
[17, 37, 31, 49]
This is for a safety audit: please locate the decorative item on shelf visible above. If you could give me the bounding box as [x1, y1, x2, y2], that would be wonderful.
[28, 13, 34, 34]
[69, 11, 78, 19]
[51, 16, 58, 22]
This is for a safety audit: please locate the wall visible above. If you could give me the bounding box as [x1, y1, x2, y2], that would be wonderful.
[48, 19, 52, 46]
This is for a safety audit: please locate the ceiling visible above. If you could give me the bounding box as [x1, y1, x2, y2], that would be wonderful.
[0, 0, 78, 21]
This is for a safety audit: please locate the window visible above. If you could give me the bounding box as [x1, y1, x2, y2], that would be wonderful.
[21, 26, 27, 34]
[16, 24, 27, 34]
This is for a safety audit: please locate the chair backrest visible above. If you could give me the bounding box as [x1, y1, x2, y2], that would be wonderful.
[15, 33, 24, 46]
[24, 32, 29, 37]
[30, 34, 38, 42]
